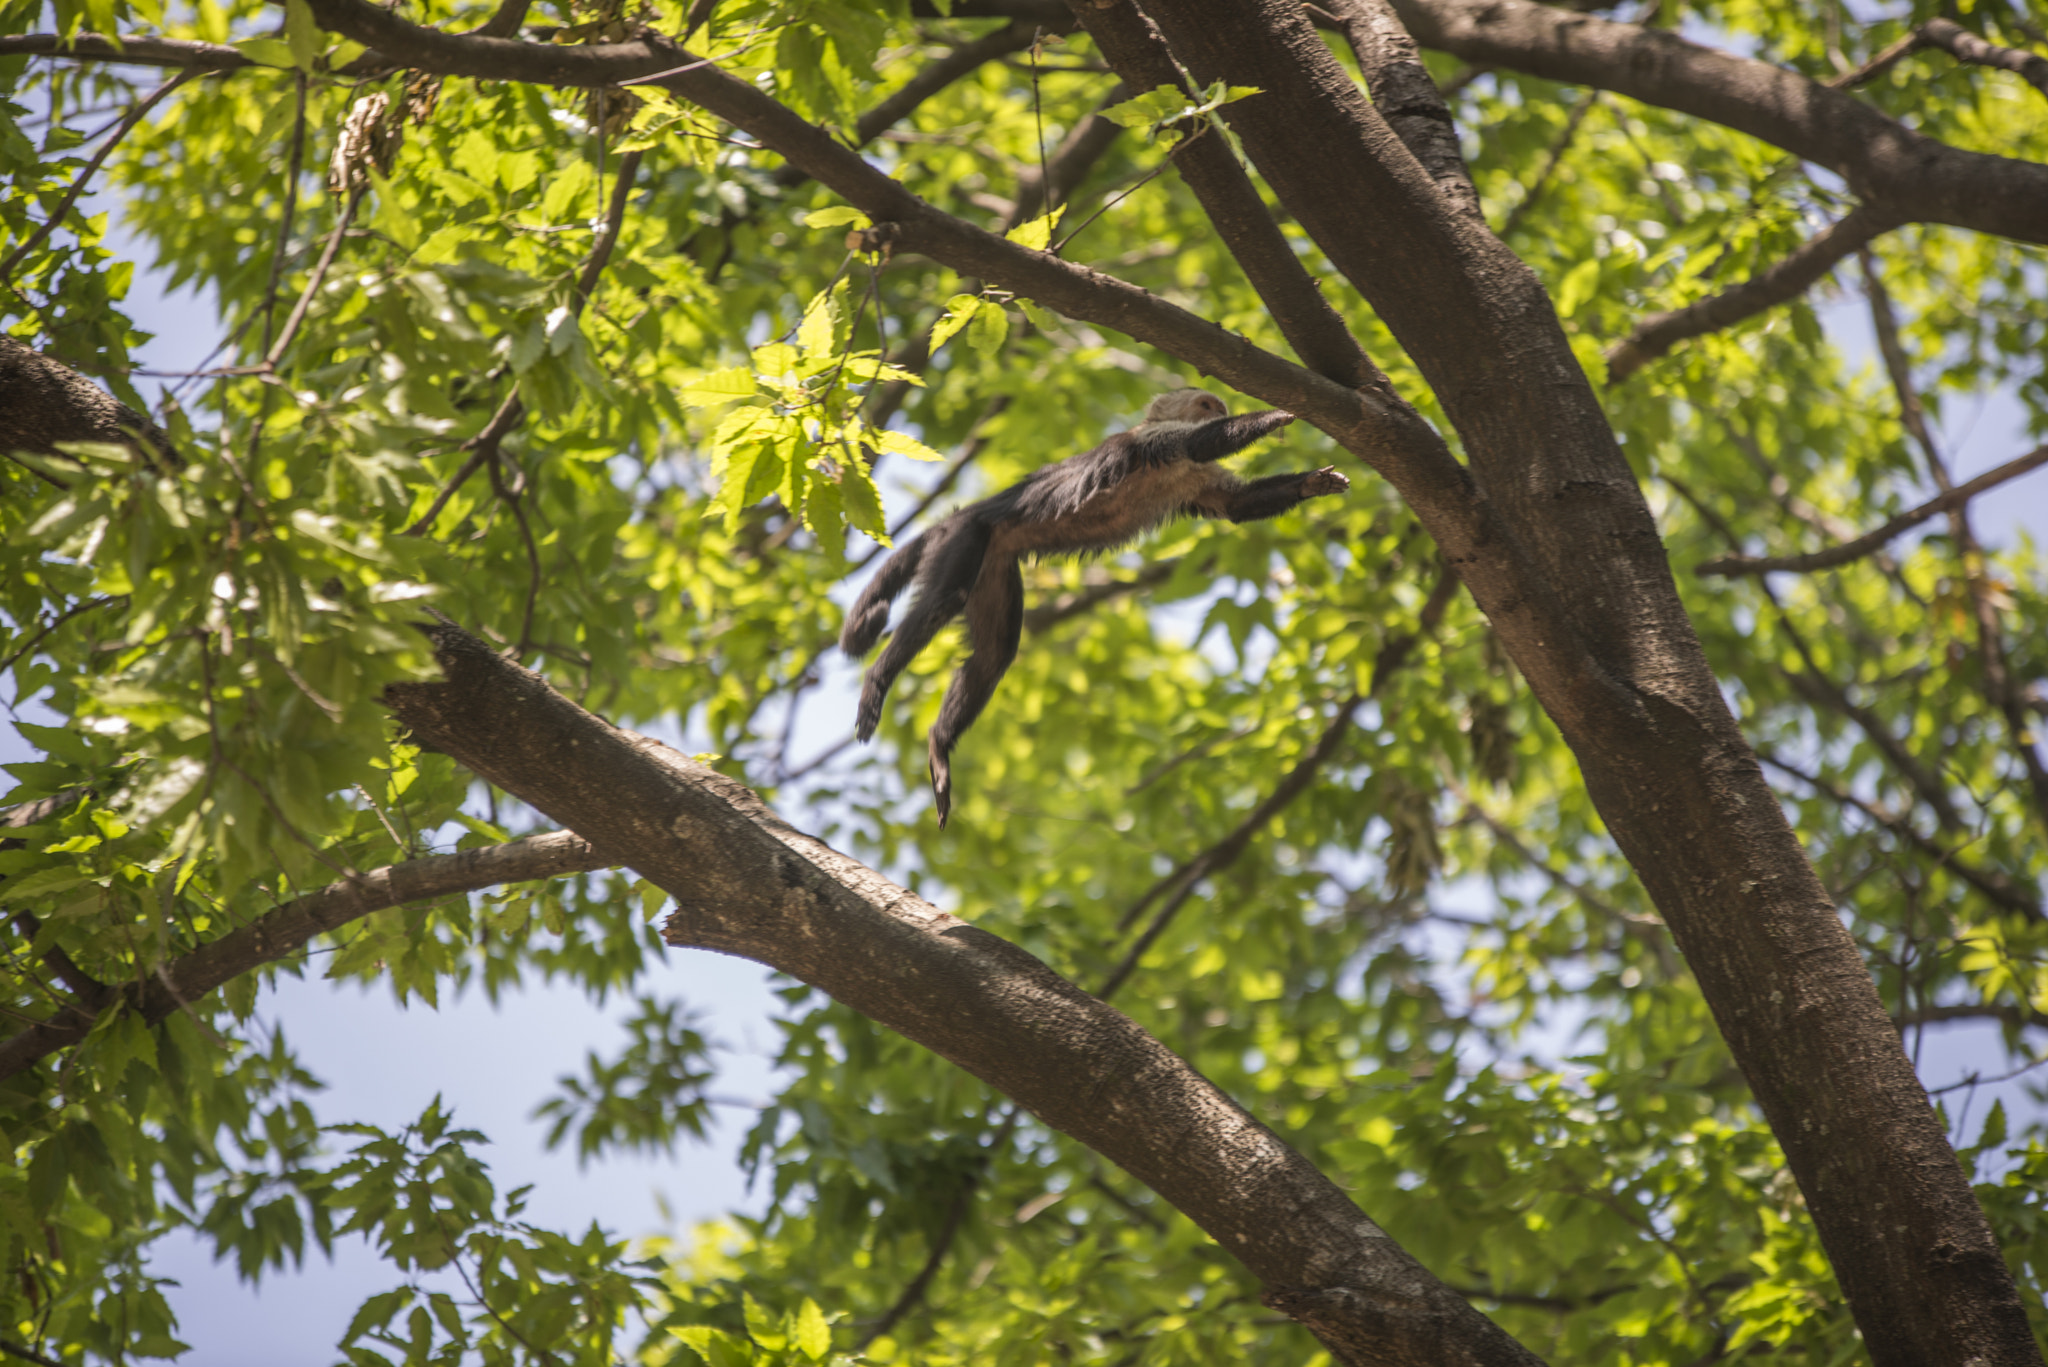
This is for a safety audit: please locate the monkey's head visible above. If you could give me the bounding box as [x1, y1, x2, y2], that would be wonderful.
[1142, 388, 1229, 426]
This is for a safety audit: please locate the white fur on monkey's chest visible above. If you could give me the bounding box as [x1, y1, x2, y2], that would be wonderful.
[990, 456, 1240, 558]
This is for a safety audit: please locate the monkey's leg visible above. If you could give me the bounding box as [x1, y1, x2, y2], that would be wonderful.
[840, 530, 929, 658]
[1215, 467, 1350, 523]
[927, 556, 1025, 828]
[856, 521, 989, 742]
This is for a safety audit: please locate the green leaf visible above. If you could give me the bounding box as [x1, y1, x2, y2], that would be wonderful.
[283, 0, 319, 70]
[1005, 206, 1065, 251]
[928, 294, 982, 351]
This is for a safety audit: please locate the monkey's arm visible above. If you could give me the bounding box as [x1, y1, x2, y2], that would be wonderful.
[1204, 466, 1350, 523]
[1135, 409, 1295, 465]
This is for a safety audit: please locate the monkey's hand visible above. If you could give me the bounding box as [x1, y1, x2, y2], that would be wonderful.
[1302, 465, 1349, 498]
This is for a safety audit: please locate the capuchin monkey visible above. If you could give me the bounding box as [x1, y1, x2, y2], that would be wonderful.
[841, 388, 1350, 826]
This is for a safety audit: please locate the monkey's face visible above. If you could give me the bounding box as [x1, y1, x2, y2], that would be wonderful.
[1146, 389, 1229, 424]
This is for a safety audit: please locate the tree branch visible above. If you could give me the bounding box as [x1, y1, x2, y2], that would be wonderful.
[0, 67, 197, 284]
[1697, 443, 2048, 577]
[1861, 252, 2048, 833]
[1759, 752, 2041, 922]
[0, 32, 253, 70]
[1605, 203, 1898, 383]
[378, 620, 1545, 1367]
[0, 831, 609, 1080]
[1319, 0, 1481, 221]
[1100, 567, 1458, 998]
[1063, 0, 1379, 387]
[1390, 0, 2048, 245]
[1918, 18, 2048, 102]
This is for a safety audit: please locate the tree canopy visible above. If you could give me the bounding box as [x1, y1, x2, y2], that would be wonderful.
[4, 0, 2048, 1363]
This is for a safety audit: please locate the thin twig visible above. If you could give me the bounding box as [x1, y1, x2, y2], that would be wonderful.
[0, 68, 196, 282]
[1607, 204, 1896, 383]
[265, 187, 364, 368]
[1698, 442, 2048, 577]
[1861, 251, 2048, 832]
[1098, 568, 1459, 999]
[1498, 90, 1595, 240]
[258, 74, 310, 359]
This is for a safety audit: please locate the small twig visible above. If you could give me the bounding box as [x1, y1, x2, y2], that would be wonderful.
[0, 1336, 64, 1367]
[408, 151, 641, 538]
[0, 596, 119, 676]
[1862, 250, 2048, 833]
[852, 1109, 1021, 1351]
[1099, 568, 1458, 998]
[1498, 90, 1595, 240]
[1606, 204, 1896, 383]
[489, 451, 543, 657]
[1759, 752, 2041, 921]
[0, 69, 196, 282]
[258, 73, 310, 359]
[265, 187, 364, 368]
[1698, 442, 2048, 577]
[1827, 29, 1923, 89]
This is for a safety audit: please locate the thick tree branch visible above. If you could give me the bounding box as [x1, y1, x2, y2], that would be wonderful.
[1320, 0, 1481, 221]
[0, 831, 609, 1080]
[1134, 3, 2037, 1358]
[0, 339, 176, 466]
[1698, 443, 2048, 577]
[1917, 18, 2048, 101]
[1063, 0, 1379, 387]
[0, 32, 253, 70]
[379, 622, 1545, 1367]
[1390, 0, 2048, 245]
[299, 0, 1624, 735]
[1605, 204, 1898, 383]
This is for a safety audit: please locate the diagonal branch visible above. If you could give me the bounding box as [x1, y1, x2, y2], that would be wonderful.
[378, 620, 1545, 1366]
[0, 831, 610, 1080]
[1390, 0, 2048, 246]
[1605, 203, 1898, 383]
[1758, 752, 2041, 922]
[0, 68, 198, 284]
[1064, 0, 1379, 387]
[1861, 252, 2048, 834]
[1320, 0, 1481, 221]
[1698, 442, 2048, 577]
[1917, 19, 2048, 101]
[1099, 567, 1459, 998]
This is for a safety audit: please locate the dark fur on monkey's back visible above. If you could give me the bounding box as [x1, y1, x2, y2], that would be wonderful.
[842, 388, 1349, 826]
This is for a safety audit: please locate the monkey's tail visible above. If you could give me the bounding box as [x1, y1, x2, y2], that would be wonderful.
[840, 530, 929, 660]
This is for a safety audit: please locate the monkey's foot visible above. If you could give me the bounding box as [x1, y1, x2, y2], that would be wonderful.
[1303, 466, 1350, 498]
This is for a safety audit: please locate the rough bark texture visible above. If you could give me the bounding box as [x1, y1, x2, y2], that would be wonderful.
[1127, 1, 2038, 1361]
[382, 625, 1546, 1367]
[0, 337, 176, 465]
[1392, 0, 2048, 245]
[17, 0, 2038, 1355]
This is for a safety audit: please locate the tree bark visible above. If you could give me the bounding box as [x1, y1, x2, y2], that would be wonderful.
[1123, 1, 2038, 1360]
[382, 623, 1547, 1367]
